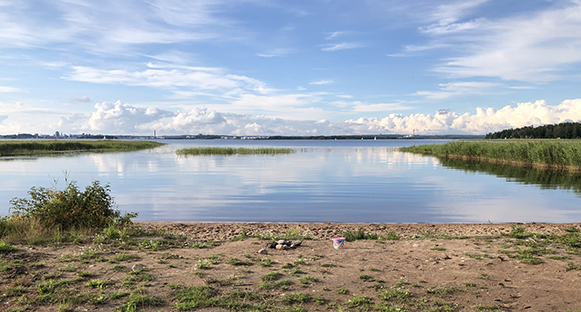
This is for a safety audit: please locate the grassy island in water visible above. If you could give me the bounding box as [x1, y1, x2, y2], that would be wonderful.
[176, 147, 295, 156]
[400, 140, 581, 171]
[0, 140, 164, 157]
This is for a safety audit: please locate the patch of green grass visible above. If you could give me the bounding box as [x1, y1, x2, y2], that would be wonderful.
[261, 271, 283, 281]
[259, 258, 274, 267]
[464, 253, 491, 260]
[346, 295, 372, 308]
[282, 262, 294, 269]
[293, 258, 308, 265]
[0, 242, 18, 253]
[297, 276, 318, 284]
[321, 262, 336, 268]
[394, 279, 410, 287]
[258, 280, 293, 290]
[204, 278, 233, 287]
[109, 292, 129, 300]
[426, 286, 461, 297]
[0, 259, 22, 272]
[378, 287, 412, 303]
[499, 247, 555, 265]
[115, 293, 164, 312]
[343, 228, 379, 242]
[226, 258, 253, 266]
[113, 253, 141, 262]
[431, 247, 446, 251]
[0, 140, 164, 157]
[566, 262, 581, 271]
[358, 274, 372, 281]
[111, 264, 129, 272]
[384, 230, 400, 240]
[138, 238, 170, 251]
[282, 293, 311, 305]
[77, 271, 94, 278]
[290, 268, 306, 276]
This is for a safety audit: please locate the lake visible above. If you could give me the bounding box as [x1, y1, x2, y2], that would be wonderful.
[1, 139, 580, 223]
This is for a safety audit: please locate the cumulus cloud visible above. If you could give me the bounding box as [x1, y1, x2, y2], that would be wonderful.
[85, 101, 175, 133]
[4, 99, 581, 136]
[346, 99, 581, 135]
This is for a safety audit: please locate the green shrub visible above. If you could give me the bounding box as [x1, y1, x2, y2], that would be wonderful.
[9, 179, 135, 231]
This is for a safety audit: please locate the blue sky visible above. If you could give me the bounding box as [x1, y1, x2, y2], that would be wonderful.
[1, 0, 581, 136]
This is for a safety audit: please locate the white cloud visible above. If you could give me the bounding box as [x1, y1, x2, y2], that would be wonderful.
[325, 31, 349, 40]
[345, 99, 581, 135]
[0, 86, 21, 93]
[414, 81, 499, 99]
[430, 2, 581, 82]
[66, 64, 272, 94]
[309, 79, 334, 85]
[321, 42, 365, 52]
[256, 48, 294, 58]
[3, 98, 581, 136]
[85, 101, 175, 133]
[69, 96, 91, 103]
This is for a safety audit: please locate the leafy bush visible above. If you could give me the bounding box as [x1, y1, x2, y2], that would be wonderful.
[8, 179, 135, 231]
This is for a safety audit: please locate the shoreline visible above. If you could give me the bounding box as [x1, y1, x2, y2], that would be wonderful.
[136, 221, 581, 241]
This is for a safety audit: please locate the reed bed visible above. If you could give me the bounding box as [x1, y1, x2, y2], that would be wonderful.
[400, 140, 581, 170]
[0, 140, 164, 157]
[176, 147, 295, 156]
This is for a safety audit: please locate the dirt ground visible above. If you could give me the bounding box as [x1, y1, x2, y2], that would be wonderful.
[2, 222, 581, 312]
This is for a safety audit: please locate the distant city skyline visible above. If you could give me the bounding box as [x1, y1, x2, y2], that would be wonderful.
[1, 1, 581, 136]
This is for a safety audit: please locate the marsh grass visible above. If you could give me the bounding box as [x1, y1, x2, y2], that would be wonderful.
[0, 140, 164, 157]
[177, 147, 295, 156]
[400, 140, 581, 170]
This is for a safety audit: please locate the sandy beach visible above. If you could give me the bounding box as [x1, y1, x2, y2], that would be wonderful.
[2, 222, 581, 311]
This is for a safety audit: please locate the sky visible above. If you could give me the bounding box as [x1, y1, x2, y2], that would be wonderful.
[1, 0, 581, 136]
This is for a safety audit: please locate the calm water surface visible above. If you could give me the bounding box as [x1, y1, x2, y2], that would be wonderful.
[1, 139, 580, 223]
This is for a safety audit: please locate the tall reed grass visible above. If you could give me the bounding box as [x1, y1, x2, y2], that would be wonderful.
[400, 140, 581, 169]
[176, 147, 295, 156]
[0, 140, 164, 157]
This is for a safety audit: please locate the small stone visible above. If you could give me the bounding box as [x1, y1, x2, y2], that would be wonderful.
[290, 243, 296, 248]
[412, 243, 420, 247]
[266, 243, 276, 249]
[132, 264, 144, 271]
[276, 244, 288, 250]
[258, 248, 268, 255]
[89, 264, 96, 267]
[294, 241, 302, 247]
[277, 240, 286, 245]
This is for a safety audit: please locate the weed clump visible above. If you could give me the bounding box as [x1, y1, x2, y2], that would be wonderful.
[9, 178, 133, 231]
[2, 177, 137, 243]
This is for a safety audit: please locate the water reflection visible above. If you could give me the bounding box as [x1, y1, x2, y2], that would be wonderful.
[436, 157, 581, 196]
[1, 140, 580, 223]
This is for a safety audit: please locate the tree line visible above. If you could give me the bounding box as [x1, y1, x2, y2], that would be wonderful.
[486, 122, 581, 139]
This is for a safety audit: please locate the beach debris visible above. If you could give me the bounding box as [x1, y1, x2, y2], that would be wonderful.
[258, 248, 268, 255]
[267, 240, 302, 250]
[332, 237, 345, 249]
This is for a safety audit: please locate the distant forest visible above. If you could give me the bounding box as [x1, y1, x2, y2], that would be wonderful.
[486, 122, 581, 139]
